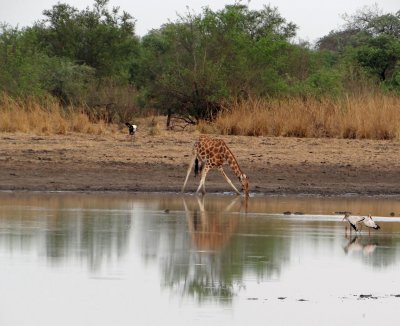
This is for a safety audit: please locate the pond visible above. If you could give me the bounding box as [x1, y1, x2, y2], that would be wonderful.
[1, 192, 400, 326]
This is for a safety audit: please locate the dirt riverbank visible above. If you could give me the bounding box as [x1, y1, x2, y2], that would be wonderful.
[0, 128, 399, 196]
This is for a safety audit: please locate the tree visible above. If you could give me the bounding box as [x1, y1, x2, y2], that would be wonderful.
[355, 35, 400, 81]
[0, 25, 40, 97]
[130, 3, 298, 124]
[0, 24, 95, 104]
[32, 0, 139, 80]
[341, 6, 400, 38]
[316, 29, 360, 53]
[316, 6, 400, 90]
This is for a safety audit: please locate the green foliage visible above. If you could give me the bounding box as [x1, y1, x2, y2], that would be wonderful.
[42, 57, 95, 104]
[0, 24, 47, 98]
[32, 0, 139, 79]
[305, 67, 344, 97]
[130, 3, 300, 122]
[317, 6, 400, 92]
[0, 0, 139, 107]
[0, 24, 95, 104]
[354, 35, 400, 81]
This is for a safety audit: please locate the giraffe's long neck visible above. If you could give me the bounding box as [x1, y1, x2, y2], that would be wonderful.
[224, 145, 243, 178]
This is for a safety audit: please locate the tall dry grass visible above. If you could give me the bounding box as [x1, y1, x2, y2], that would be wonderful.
[0, 94, 109, 135]
[213, 94, 400, 140]
[3, 91, 400, 140]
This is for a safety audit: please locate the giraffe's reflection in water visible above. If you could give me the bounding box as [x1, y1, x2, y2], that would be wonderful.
[177, 196, 248, 301]
[183, 196, 247, 252]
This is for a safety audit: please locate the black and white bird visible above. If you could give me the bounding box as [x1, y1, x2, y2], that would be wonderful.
[342, 212, 364, 234]
[125, 122, 137, 135]
[362, 214, 381, 236]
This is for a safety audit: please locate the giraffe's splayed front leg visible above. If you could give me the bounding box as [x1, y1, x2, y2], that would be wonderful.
[240, 174, 249, 197]
[218, 167, 241, 195]
[196, 182, 206, 195]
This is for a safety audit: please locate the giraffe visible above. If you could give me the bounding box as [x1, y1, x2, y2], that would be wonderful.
[181, 135, 249, 196]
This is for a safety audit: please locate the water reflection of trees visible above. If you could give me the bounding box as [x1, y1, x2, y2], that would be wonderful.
[0, 205, 131, 272]
[44, 209, 131, 271]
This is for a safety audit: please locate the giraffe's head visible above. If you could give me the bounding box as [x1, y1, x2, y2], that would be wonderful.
[240, 174, 249, 197]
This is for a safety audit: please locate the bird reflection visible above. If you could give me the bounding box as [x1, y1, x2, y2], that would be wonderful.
[343, 235, 378, 256]
[363, 243, 378, 256]
[183, 196, 245, 252]
[343, 236, 363, 255]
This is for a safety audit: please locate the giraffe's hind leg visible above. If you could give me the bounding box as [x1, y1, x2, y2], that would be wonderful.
[196, 165, 209, 195]
[218, 167, 241, 195]
[182, 154, 197, 193]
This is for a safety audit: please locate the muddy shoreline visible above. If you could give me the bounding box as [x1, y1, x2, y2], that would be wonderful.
[1, 131, 399, 197]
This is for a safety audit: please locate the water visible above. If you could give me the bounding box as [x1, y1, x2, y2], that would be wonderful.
[1, 192, 400, 326]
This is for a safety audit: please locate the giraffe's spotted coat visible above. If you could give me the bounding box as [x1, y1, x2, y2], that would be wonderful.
[182, 135, 249, 196]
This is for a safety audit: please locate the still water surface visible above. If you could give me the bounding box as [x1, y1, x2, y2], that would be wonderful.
[1, 192, 400, 325]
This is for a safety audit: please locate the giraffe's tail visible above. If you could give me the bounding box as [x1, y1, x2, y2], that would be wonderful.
[194, 158, 199, 177]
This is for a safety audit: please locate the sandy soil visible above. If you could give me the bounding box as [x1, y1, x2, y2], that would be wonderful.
[0, 126, 399, 196]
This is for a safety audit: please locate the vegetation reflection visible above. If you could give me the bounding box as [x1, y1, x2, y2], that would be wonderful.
[0, 195, 132, 272]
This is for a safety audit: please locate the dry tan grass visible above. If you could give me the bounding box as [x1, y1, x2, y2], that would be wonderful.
[0, 94, 111, 135]
[214, 94, 400, 139]
[2, 92, 400, 140]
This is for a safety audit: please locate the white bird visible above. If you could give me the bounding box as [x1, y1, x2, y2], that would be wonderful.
[362, 215, 381, 236]
[342, 213, 364, 234]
